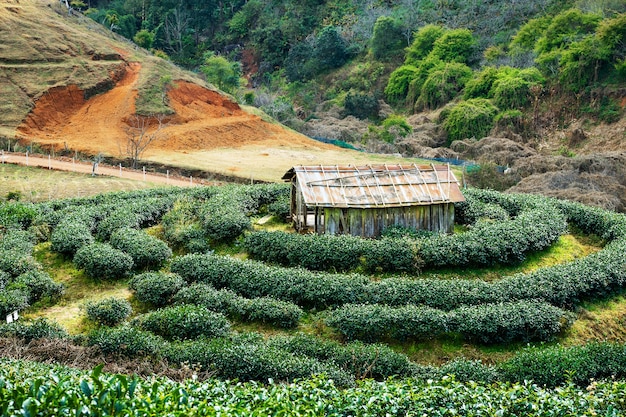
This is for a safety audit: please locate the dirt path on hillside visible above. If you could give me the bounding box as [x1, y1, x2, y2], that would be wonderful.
[1, 152, 205, 187]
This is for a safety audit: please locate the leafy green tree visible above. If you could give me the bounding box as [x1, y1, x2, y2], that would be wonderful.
[417, 62, 473, 110]
[371, 16, 405, 61]
[430, 28, 477, 64]
[405, 24, 445, 65]
[463, 66, 501, 99]
[385, 65, 419, 103]
[344, 93, 379, 120]
[559, 36, 610, 91]
[133, 29, 155, 49]
[200, 53, 243, 94]
[284, 40, 317, 82]
[535, 9, 601, 54]
[315, 26, 349, 71]
[441, 98, 498, 144]
[509, 16, 552, 55]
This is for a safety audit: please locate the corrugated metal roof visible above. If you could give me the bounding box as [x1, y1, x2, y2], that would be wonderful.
[283, 164, 465, 208]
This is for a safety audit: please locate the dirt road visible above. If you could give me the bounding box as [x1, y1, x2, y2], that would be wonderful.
[0, 151, 205, 187]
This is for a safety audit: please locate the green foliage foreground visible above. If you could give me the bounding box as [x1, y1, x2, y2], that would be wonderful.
[1, 359, 626, 416]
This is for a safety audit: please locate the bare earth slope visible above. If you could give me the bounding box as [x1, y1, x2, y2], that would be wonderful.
[4, 0, 404, 182]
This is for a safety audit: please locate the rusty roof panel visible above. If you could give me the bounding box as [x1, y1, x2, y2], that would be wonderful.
[284, 164, 465, 208]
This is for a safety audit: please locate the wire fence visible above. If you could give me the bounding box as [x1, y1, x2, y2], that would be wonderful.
[0, 150, 205, 187]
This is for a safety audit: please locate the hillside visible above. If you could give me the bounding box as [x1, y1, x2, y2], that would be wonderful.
[0, 0, 408, 182]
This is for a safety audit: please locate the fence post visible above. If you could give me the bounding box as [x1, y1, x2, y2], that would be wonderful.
[143, 166, 146, 181]
[190, 176, 192, 185]
[25, 151, 28, 166]
[166, 170, 169, 184]
[48, 154, 51, 170]
[119, 163, 122, 177]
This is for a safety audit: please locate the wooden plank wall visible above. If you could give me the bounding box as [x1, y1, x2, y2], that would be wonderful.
[324, 204, 454, 237]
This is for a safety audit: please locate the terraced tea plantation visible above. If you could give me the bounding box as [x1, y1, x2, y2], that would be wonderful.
[1, 183, 626, 414]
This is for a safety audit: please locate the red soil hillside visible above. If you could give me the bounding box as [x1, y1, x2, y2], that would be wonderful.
[5, 0, 368, 182]
[16, 59, 329, 157]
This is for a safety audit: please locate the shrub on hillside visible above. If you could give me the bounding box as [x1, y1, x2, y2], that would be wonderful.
[129, 272, 184, 307]
[85, 297, 132, 326]
[0, 287, 30, 317]
[0, 318, 68, 342]
[73, 243, 134, 280]
[110, 227, 172, 270]
[441, 98, 498, 144]
[417, 62, 473, 110]
[87, 325, 165, 357]
[172, 283, 303, 329]
[326, 303, 450, 342]
[135, 305, 231, 341]
[12, 270, 63, 303]
[343, 93, 379, 120]
[452, 300, 569, 344]
[492, 75, 533, 109]
[0, 251, 41, 278]
[50, 221, 94, 256]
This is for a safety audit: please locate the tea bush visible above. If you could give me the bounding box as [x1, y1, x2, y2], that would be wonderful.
[5, 359, 626, 415]
[499, 342, 626, 387]
[161, 337, 354, 386]
[50, 220, 94, 256]
[327, 300, 568, 344]
[452, 300, 569, 344]
[12, 270, 63, 304]
[73, 243, 134, 280]
[85, 297, 132, 326]
[326, 303, 449, 342]
[266, 333, 419, 380]
[0, 201, 37, 229]
[135, 305, 230, 341]
[0, 318, 68, 342]
[0, 287, 29, 318]
[87, 325, 166, 357]
[110, 227, 172, 270]
[129, 272, 184, 307]
[173, 283, 303, 328]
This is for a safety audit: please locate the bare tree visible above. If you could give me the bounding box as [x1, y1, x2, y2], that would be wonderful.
[123, 114, 168, 169]
[164, 6, 190, 57]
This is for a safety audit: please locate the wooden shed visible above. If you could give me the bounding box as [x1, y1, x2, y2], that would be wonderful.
[282, 164, 465, 237]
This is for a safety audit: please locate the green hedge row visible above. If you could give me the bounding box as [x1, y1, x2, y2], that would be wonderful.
[326, 300, 568, 344]
[173, 283, 303, 328]
[85, 297, 132, 326]
[134, 305, 231, 341]
[128, 272, 185, 307]
[244, 197, 566, 272]
[245, 232, 420, 273]
[110, 228, 172, 270]
[169, 254, 369, 309]
[73, 243, 134, 280]
[171, 240, 626, 312]
[9, 318, 626, 390]
[0, 230, 63, 317]
[85, 328, 417, 385]
[3, 359, 626, 416]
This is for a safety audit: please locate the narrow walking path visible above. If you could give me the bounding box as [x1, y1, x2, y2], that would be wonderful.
[0, 151, 207, 187]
